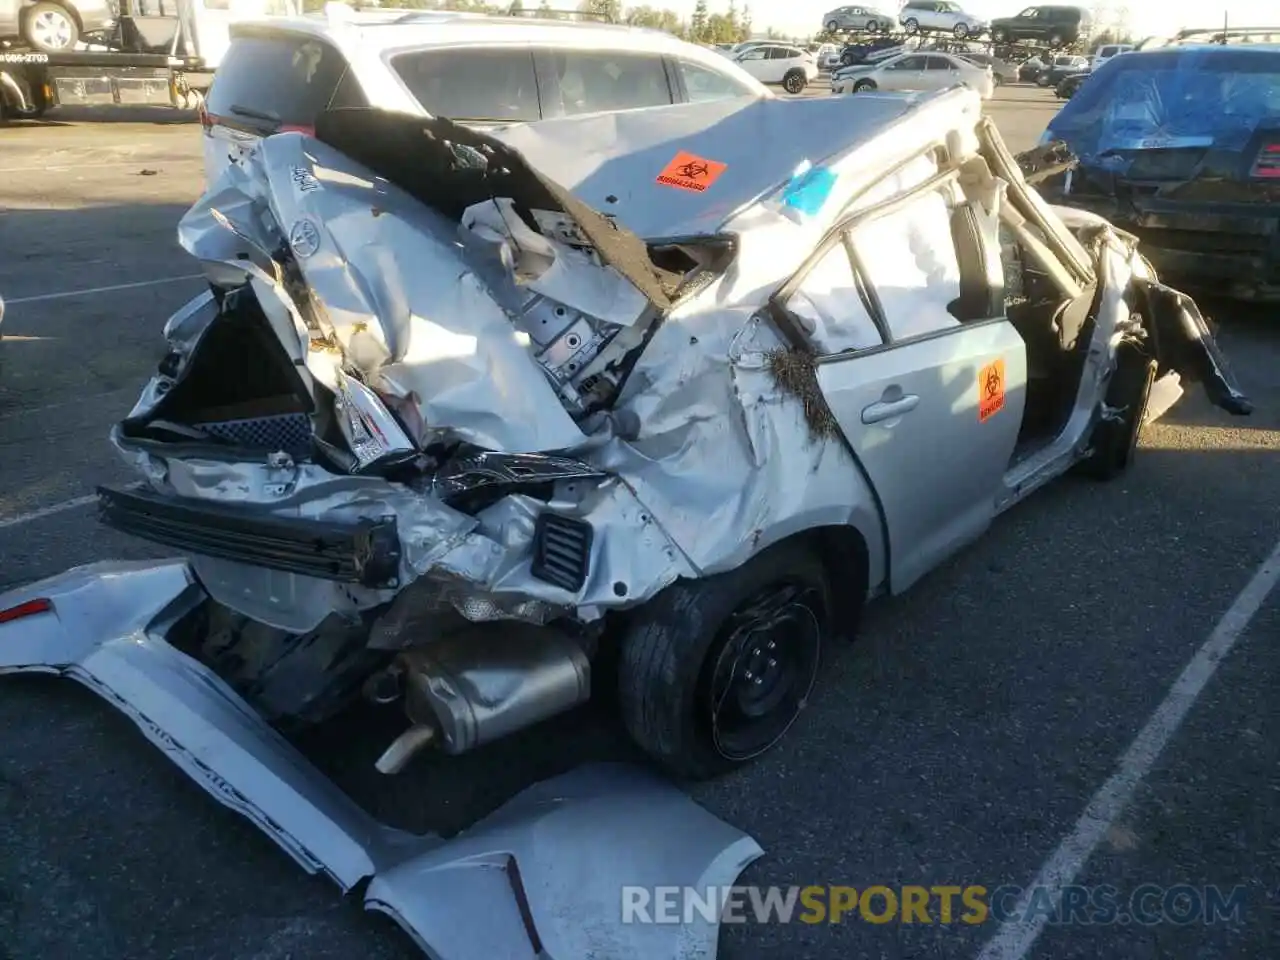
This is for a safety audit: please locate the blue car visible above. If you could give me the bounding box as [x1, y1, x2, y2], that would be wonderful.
[1038, 43, 1280, 301]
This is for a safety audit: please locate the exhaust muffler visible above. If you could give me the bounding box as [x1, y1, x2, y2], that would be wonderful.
[372, 622, 591, 774]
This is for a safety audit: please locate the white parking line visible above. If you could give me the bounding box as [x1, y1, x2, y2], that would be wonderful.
[0, 494, 98, 531]
[6, 275, 204, 306]
[976, 535, 1280, 960]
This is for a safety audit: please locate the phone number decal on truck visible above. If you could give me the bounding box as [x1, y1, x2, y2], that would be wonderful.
[0, 52, 49, 64]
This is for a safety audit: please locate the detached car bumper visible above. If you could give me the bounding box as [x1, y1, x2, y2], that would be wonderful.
[0, 560, 763, 960]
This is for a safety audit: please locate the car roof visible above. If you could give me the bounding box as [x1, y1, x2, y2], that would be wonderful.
[1111, 43, 1280, 60]
[229, 11, 717, 58]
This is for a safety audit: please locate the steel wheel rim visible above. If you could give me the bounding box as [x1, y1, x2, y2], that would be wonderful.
[699, 580, 823, 762]
[32, 10, 73, 48]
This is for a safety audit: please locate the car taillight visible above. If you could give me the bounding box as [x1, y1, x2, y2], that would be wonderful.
[279, 124, 316, 136]
[1250, 142, 1280, 179]
[0, 597, 54, 625]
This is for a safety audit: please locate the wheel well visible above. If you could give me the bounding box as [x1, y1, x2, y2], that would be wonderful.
[803, 525, 870, 638]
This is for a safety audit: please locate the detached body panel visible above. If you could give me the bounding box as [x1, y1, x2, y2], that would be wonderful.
[0, 562, 762, 960]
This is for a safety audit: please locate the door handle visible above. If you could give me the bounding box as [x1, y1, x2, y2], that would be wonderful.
[861, 394, 920, 424]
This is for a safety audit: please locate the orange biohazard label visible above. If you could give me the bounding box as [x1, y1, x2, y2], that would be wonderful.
[655, 150, 728, 193]
[978, 359, 1005, 422]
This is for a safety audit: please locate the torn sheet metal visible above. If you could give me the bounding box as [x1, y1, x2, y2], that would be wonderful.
[116, 85, 1247, 640]
[0, 561, 763, 960]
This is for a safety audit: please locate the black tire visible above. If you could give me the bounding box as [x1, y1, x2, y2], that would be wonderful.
[903, 17, 919, 34]
[22, 1, 79, 53]
[992, 27, 1007, 42]
[954, 22, 969, 38]
[1038, 73, 1052, 87]
[618, 541, 830, 781]
[1048, 31, 1063, 47]
[1075, 343, 1158, 481]
[782, 69, 806, 94]
[826, 19, 839, 32]
[852, 78, 877, 92]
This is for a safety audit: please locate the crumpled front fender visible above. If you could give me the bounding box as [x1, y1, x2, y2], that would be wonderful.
[0, 561, 762, 960]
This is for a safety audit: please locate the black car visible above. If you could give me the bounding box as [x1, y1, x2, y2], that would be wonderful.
[1055, 70, 1089, 98]
[1038, 54, 1089, 86]
[838, 35, 901, 65]
[990, 5, 1091, 48]
[1041, 44, 1280, 300]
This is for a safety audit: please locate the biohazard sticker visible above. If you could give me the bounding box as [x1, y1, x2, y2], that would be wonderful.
[656, 150, 728, 193]
[978, 359, 1005, 422]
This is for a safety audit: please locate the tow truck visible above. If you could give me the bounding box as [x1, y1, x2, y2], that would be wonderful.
[0, 0, 297, 120]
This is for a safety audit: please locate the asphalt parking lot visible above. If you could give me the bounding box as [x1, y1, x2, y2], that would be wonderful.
[1, 86, 1278, 960]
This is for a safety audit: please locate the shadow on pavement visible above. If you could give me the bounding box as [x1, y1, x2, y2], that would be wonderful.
[2, 105, 199, 126]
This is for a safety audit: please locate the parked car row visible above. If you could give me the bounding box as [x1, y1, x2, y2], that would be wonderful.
[822, 4, 1094, 48]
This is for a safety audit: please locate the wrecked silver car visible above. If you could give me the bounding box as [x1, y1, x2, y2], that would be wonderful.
[6, 90, 1252, 792]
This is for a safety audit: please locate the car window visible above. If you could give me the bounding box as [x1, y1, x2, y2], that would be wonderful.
[739, 47, 768, 60]
[546, 49, 673, 115]
[926, 56, 954, 70]
[848, 187, 963, 341]
[894, 55, 928, 70]
[786, 241, 884, 355]
[1047, 47, 1280, 159]
[678, 59, 756, 102]
[1017, 7, 1038, 17]
[390, 47, 540, 122]
[205, 33, 352, 133]
[327, 67, 368, 110]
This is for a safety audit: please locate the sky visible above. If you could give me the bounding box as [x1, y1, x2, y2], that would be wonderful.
[663, 0, 1280, 41]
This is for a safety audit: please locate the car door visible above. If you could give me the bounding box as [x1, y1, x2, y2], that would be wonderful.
[878, 54, 928, 90]
[734, 45, 773, 81]
[923, 54, 959, 89]
[767, 45, 798, 82]
[777, 158, 1025, 591]
[1021, 7, 1046, 40]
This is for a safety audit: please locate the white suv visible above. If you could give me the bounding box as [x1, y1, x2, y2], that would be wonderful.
[898, 0, 988, 39]
[199, 7, 771, 185]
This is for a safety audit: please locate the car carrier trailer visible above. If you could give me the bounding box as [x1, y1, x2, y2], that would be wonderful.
[0, 0, 296, 120]
[0, 47, 207, 117]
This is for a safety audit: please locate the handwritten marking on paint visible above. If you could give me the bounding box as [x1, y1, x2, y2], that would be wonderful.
[979, 359, 1005, 422]
[656, 150, 728, 193]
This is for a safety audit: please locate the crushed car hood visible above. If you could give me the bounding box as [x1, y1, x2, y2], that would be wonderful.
[321, 96, 923, 244]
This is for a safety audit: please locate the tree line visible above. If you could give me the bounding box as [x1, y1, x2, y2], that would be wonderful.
[302, 0, 801, 45]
